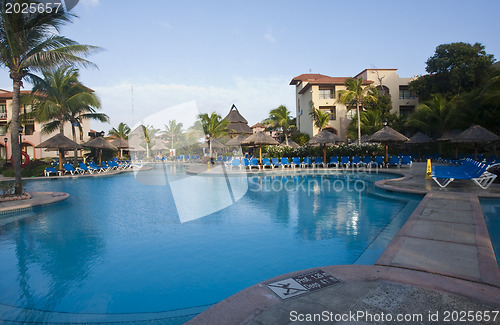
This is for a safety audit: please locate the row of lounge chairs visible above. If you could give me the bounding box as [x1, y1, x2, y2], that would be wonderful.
[44, 160, 133, 177]
[225, 156, 413, 169]
[431, 158, 497, 189]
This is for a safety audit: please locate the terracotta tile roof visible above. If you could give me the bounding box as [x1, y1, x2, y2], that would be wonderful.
[0, 90, 31, 99]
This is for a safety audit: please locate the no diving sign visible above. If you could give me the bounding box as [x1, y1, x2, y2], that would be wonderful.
[266, 269, 340, 299]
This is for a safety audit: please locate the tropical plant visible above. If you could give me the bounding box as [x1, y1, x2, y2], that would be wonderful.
[0, 1, 100, 193]
[268, 105, 294, 145]
[338, 77, 377, 144]
[109, 122, 131, 139]
[198, 112, 229, 159]
[406, 94, 456, 139]
[163, 119, 184, 150]
[309, 107, 330, 131]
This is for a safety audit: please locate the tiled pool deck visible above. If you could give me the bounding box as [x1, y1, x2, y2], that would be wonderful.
[1, 162, 500, 324]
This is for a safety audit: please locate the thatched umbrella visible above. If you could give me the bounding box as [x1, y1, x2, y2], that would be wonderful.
[241, 131, 279, 163]
[151, 141, 168, 152]
[83, 137, 118, 165]
[407, 132, 434, 159]
[307, 130, 341, 164]
[36, 133, 82, 170]
[453, 125, 500, 160]
[279, 140, 300, 148]
[111, 138, 130, 159]
[226, 134, 248, 147]
[368, 126, 409, 162]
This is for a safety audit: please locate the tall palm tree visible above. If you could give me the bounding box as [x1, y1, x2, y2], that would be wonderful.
[309, 107, 330, 131]
[338, 77, 377, 144]
[29, 66, 108, 163]
[0, 1, 100, 193]
[163, 119, 184, 150]
[268, 105, 294, 145]
[198, 112, 229, 159]
[109, 122, 131, 139]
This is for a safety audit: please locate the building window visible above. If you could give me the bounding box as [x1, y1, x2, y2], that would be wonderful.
[377, 85, 390, 96]
[399, 86, 416, 99]
[318, 88, 334, 99]
[24, 123, 35, 135]
[0, 123, 6, 135]
[0, 104, 6, 119]
[319, 106, 336, 121]
[399, 105, 415, 118]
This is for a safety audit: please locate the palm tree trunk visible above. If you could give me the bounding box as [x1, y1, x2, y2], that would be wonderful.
[209, 138, 213, 160]
[10, 78, 22, 194]
[357, 102, 362, 145]
[285, 131, 289, 146]
[71, 124, 78, 164]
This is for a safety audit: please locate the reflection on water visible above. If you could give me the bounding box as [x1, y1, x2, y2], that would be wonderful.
[0, 167, 417, 315]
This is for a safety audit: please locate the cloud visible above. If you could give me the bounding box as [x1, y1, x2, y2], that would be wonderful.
[79, 0, 99, 7]
[264, 29, 276, 43]
[91, 76, 294, 132]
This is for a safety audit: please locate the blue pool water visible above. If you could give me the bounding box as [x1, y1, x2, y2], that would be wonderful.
[480, 199, 500, 268]
[0, 165, 421, 319]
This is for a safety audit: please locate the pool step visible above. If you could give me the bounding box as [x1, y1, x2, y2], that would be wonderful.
[354, 200, 420, 265]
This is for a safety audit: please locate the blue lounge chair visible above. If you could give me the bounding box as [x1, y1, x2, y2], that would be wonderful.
[241, 158, 250, 168]
[351, 156, 362, 168]
[262, 158, 272, 168]
[280, 157, 291, 168]
[373, 156, 385, 168]
[231, 158, 241, 169]
[249, 158, 260, 170]
[301, 157, 313, 168]
[362, 156, 374, 168]
[340, 156, 350, 168]
[328, 156, 339, 168]
[313, 157, 323, 168]
[387, 156, 400, 167]
[88, 162, 106, 173]
[44, 167, 61, 177]
[291, 157, 301, 168]
[271, 158, 281, 168]
[79, 162, 94, 174]
[63, 163, 82, 175]
[400, 155, 412, 168]
[432, 158, 497, 189]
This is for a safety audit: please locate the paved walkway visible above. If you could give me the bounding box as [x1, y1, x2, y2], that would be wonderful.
[188, 163, 500, 325]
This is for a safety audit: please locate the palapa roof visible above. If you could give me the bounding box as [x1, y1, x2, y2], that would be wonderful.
[437, 130, 462, 142]
[150, 141, 168, 151]
[241, 131, 279, 146]
[453, 125, 500, 143]
[223, 104, 253, 134]
[83, 137, 118, 150]
[35, 133, 82, 150]
[407, 132, 433, 144]
[208, 138, 226, 148]
[111, 138, 130, 149]
[307, 130, 341, 145]
[279, 140, 300, 148]
[368, 126, 409, 143]
[226, 134, 249, 146]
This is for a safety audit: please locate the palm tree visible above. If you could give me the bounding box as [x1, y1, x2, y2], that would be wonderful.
[0, 1, 100, 193]
[29, 66, 108, 163]
[309, 107, 330, 131]
[406, 94, 455, 139]
[109, 122, 131, 139]
[144, 125, 159, 158]
[338, 77, 377, 144]
[163, 119, 184, 150]
[268, 105, 294, 145]
[198, 112, 229, 159]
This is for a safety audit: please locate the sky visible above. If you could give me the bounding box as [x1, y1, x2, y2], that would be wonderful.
[1, 0, 499, 133]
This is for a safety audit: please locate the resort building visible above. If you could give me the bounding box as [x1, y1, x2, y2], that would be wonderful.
[290, 69, 418, 139]
[0, 88, 92, 160]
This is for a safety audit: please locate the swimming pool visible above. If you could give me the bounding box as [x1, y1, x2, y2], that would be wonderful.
[481, 198, 500, 268]
[0, 165, 422, 322]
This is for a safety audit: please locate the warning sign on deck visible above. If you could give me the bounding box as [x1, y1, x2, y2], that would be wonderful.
[266, 269, 340, 299]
